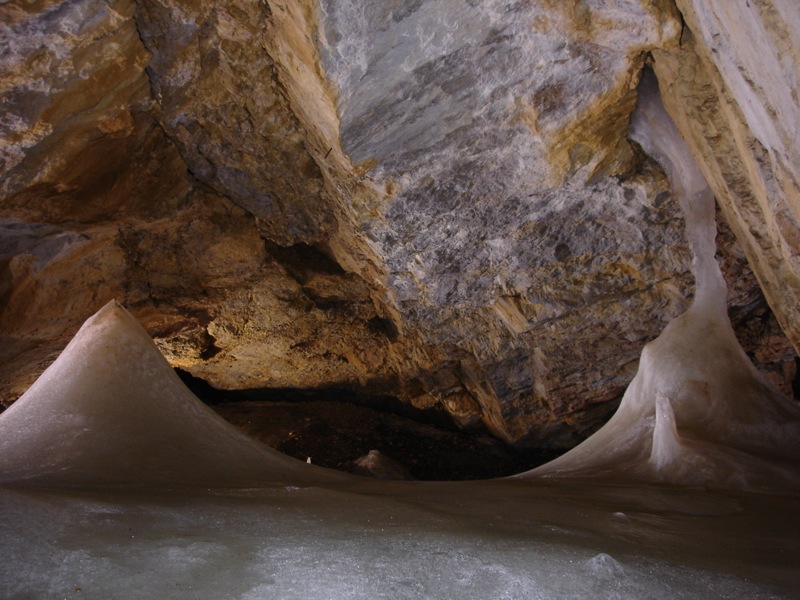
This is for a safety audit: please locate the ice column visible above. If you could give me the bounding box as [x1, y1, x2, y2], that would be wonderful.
[524, 70, 800, 492]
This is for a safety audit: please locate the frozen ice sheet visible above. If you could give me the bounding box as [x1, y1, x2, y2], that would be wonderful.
[0, 481, 797, 599]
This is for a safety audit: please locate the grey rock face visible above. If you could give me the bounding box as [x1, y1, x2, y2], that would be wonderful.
[313, 0, 694, 445]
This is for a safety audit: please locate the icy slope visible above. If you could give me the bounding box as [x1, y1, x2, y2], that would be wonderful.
[0, 300, 346, 487]
[525, 72, 800, 491]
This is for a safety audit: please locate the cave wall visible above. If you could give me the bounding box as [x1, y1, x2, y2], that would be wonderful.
[651, 0, 800, 352]
[0, 0, 796, 449]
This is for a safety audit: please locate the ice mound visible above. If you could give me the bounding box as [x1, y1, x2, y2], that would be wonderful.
[0, 300, 346, 487]
[353, 449, 413, 480]
[524, 71, 800, 492]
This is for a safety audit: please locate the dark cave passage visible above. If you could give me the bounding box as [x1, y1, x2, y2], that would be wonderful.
[175, 368, 561, 481]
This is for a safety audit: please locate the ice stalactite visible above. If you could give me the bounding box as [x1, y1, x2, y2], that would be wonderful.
[524, 71, 800, 492]
[0, 300, 347, 487]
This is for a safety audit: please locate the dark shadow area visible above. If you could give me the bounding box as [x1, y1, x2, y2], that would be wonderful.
[263, 241, 345, 284]
[176, 368, 461, 428]
[175, 368, 561, 480]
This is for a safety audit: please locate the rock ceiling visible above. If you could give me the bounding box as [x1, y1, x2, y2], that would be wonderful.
[1, 0, 798, 449]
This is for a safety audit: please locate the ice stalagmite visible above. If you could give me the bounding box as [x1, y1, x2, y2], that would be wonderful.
[0, 300, 346, 487]
[525, 71, 800, 492]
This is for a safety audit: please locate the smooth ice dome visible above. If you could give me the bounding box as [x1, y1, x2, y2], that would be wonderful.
[525, 72, 800, 492]
[0, 300, 345, 487]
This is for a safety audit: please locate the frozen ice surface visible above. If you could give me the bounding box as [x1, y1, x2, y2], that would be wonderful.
[525, 71, 800, 492]
[0, 481, 797, 599]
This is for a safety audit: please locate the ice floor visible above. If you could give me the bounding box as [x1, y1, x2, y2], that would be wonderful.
[1, 478, 799, 599]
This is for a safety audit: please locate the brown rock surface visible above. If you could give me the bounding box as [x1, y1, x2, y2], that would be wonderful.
[0, 0, 796, 455]
[134, 0, 335, 245]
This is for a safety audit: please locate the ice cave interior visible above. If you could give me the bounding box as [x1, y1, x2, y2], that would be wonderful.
[1, 1, 800, 599]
